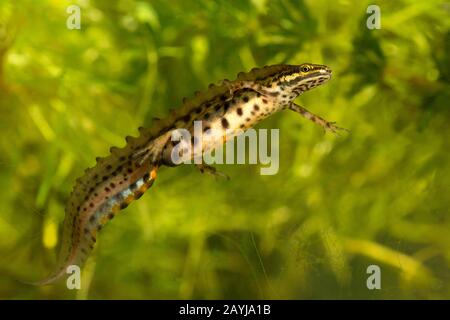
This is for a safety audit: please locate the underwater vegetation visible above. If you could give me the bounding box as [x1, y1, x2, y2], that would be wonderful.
[0, 0, 448, 299]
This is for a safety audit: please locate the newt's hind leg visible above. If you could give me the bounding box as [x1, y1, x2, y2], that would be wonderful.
[132, 132, 173, 165]
[196, 163, 230, 180]
[288, 103, 348, 135]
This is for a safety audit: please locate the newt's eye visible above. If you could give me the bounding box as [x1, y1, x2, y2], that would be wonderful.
[300, 66, 310, 72]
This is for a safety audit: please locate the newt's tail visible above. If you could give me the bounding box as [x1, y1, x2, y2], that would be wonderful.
[27, 163, 159, 286]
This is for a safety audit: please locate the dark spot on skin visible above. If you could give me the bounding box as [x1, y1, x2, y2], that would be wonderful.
[221, 118, 229, 129]
[243, 96, 249, 103]
[119, 156, 126, 161]
[83, 208, 87, 212]
[262, 99, 268, 104]
[130, 182, 137, 191]
[89, 215, 96, 223]
[105, 196, 109, 200]
[106, 165, 112, 170]
[77, 206, 80, 211]
[257, 92, 261, 97]
[108, 213, 114, 220]
[224, 101, 230, 111]
[194, 107, 202, 114]
[240, 124, 245, 128]
[117, 165, 123, 171]
[120, 202, 129, 210]
[97, 225, 102, 231]
[110, 182, 115, 188]
[124, 177, 128, 181]
[89, 187, 94, 192]
[105, 187, 111, 192]
[236, 108, 243, 116]
[143, 173, 150, 182]
[220, 94, 227, 101]
[215, 105, 221, 112]
[254, 104, 260, 111]
[204, 126, 211, 132]
[102, 176, 108, 181]
[182, 114, 190, 122]
[204, 113, 210, 119]
[172, 140, 179, 147]
[89, 203, 94, 208]
[127, 168, 133, 173]
[119, 181, 123, 185]
[91, 236, 96, 243]
[93, 174, 98, 179]
[246, 118, 251, 122]
[84, 228, 89, 234]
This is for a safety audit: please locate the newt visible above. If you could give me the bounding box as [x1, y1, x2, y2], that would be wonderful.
[33, 63, 344, 285]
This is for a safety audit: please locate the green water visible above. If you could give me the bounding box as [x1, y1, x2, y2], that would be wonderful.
[0, 0, 448, 299]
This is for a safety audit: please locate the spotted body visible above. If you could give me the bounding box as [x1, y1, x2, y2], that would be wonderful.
[34, 63, 341, 285]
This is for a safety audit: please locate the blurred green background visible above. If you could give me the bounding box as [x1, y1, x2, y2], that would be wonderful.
[0, 0, 449, 299]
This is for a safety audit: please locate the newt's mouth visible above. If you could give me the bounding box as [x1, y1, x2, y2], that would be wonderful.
[323, 67, 332, 74]
[318, 68, 332, 78]
[310, 70, 331, 80]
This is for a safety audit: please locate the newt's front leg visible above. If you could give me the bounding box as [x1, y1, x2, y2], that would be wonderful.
[223, 79, 268, 98]
[288, 103, 348, 134]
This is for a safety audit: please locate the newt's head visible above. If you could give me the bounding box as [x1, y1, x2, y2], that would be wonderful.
[272, 63, 332, 95]
[235, 63, 332, 98]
